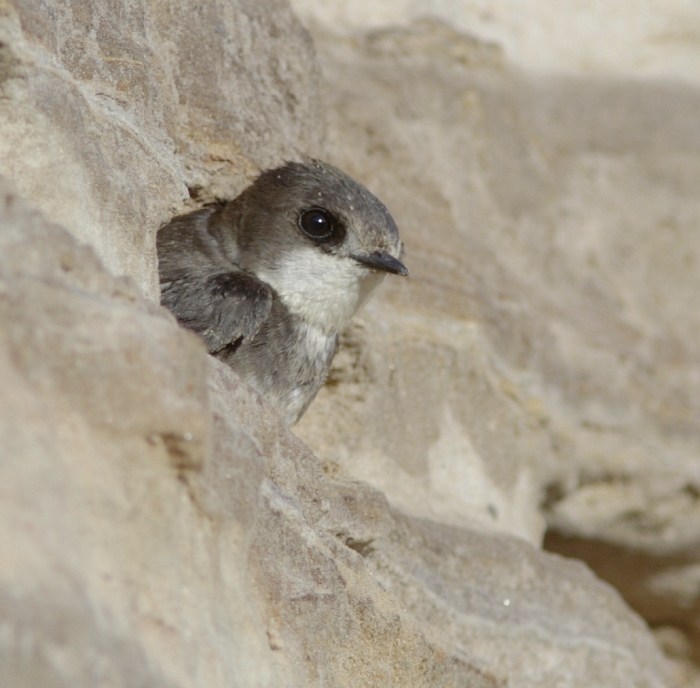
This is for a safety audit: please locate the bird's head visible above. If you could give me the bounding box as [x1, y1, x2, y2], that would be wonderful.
[221, 159, 408, 335]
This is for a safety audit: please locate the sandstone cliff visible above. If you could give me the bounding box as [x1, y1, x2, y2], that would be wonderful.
[2, 0, 698, 685]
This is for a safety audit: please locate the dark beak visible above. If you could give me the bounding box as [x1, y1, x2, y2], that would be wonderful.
[352, 251, 409, 276]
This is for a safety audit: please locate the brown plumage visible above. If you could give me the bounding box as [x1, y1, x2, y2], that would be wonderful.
[157, 159, 407, 425]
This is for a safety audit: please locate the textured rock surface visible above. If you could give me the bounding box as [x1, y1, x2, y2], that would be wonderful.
[0, 0, 323, 301]
[286, 1, 700, 679]
[294, 16, 700, 549]
[0, 177, 675, 687]
[0, 0, 694, 684]
[290, 0, 700, 84]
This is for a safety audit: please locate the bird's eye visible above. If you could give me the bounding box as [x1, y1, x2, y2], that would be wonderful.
[299, 209, 334, 241]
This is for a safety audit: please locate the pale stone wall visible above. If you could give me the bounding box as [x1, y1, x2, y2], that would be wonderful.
[288, 1, 700, 681]
[1, 0, 697, 685]
[0, 0, 323, 301]
[290, 0, 700, 84]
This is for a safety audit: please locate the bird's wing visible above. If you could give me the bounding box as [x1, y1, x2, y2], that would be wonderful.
[161, 269, 273, 354]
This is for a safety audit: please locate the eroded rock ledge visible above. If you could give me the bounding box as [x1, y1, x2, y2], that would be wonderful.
[1, 0, 696, 685]
[0, 178, 673, 687]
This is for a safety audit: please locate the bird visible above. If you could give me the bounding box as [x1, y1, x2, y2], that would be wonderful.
[157, 159, 408, 426]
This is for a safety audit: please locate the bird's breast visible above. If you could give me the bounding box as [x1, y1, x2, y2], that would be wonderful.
[275, 320, 337, 425]
[254, 248, 383, 335]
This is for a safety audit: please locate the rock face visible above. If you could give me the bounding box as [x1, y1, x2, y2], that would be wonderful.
[288, 4, 700, 678]
[0, 0, 323, 301]
[294, 9, 700, 552]
[0, 0, 695, 685]
[0, 178, 675, 688]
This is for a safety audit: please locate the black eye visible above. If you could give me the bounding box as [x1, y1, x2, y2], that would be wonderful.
[299, 209, 334, 241]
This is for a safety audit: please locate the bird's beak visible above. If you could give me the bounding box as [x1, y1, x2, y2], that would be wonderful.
[351, 251, 409, 276]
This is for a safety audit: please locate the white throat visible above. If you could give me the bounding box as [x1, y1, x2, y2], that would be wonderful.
[255, 247, 385, 335]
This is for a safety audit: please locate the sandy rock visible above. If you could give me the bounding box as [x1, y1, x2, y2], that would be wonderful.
[0, 0, 323, 301]
[287, 6, 700, 675]
[0, 178, 675, 687]
[290, 0, 700, 85]
[0, 0, 693, 683]
[292, 15, 700, 560]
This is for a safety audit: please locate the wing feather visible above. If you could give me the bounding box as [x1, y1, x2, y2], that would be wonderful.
[161, 270, 272, 353]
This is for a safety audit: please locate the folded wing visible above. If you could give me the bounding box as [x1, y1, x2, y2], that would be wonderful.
[161, 269, 273, 354]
